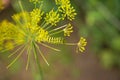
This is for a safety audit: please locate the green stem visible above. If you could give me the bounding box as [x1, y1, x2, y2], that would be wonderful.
[64, 43, 77, 45]
[33, 43, 43, 80]
[49, 24, 67, 33]
[40, 43, 60, 52]
[35, 43, 49, 66]
[50, 30, 63, 36]
[45, 25, 52, 30]
[7, 45, 27, 69]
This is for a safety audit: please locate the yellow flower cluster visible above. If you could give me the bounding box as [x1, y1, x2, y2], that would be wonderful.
[77, 37, 87, 52]
[55, 0, 77, 20]
[0, 20, 16, 50]
[63, 23, 73, 36]
[0, 0, 87, 70]
[45, 10, 60, 26]
[30, 8, 44, 25]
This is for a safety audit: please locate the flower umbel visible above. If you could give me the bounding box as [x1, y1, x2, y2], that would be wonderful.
[45, 9, 60, 26]
[0, 0, 87, 72]
[76, 37, 87, 52]
[63, 23, 73, 36]
[0, 20, 16, 51]
[64, 37, 87, 53]
[55, 0, 77, 20]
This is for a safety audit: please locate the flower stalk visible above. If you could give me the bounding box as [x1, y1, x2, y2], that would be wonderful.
[33, 43, 43, 80]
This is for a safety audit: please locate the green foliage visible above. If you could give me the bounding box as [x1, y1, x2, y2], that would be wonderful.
[111, 37, 120, 52]
[77, 0, 120, 68]
[100, 50, 116, 68]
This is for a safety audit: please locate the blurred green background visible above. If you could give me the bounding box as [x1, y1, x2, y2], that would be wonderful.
[0, 0, 120, 80]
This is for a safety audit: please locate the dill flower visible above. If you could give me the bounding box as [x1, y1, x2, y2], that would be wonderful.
[30, 8, 44, 25]
[63, 23, 73, 36]
[0, 0, 87, 71]
[0, 20, 16, 51]
[55, 0, 77, 20]
[64, 37, 87, 53]
[76, 37, 87, 52]
[45, 9, 60, 26]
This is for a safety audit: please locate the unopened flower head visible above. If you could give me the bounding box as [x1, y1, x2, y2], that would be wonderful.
[0, 0, 87, 70]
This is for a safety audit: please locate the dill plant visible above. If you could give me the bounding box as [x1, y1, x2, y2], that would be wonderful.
[0, 0, 87, 79]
